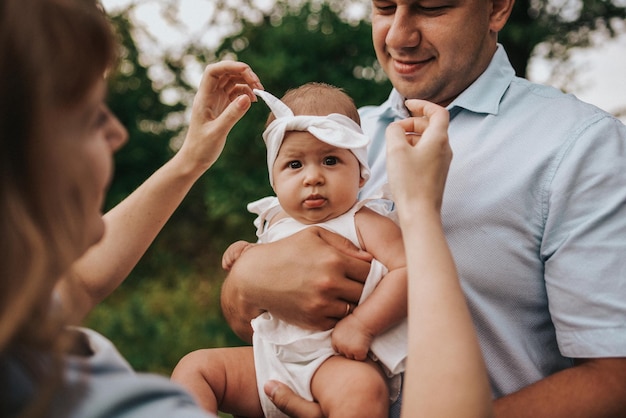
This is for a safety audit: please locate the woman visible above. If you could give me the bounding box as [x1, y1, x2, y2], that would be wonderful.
[0, 0, 262, 416]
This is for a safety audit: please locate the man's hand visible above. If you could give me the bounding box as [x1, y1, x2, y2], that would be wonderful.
[265, 380, 325, 418]
[221, 227, 372, 342]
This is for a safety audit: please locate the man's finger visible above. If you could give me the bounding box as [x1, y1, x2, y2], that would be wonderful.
[312, 226, 372, 290]
[264, 380, 324, 418]
[314, 227, 373, 262]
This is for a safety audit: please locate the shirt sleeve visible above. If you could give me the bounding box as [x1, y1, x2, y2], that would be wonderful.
[541, 113, 626, 358]
[54, 328, 215, 418]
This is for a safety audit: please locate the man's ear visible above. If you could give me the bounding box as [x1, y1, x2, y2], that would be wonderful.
[489, 0, 515, 33]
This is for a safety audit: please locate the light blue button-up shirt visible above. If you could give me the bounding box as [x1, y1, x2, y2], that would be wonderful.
[360, 45, 626, 398]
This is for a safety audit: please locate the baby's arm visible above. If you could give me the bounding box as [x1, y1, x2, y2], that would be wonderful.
[221, 209, 293, 271]
[222, 240, 255, 271]
[331, 207, 407, 360]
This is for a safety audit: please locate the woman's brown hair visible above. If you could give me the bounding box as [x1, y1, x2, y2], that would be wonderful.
[0, 0, 117, 415]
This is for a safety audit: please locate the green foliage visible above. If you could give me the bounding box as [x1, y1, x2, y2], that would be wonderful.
[86, 270, 243, 375]
[105, 13, 184, 210]
[501, 0, 626, 76]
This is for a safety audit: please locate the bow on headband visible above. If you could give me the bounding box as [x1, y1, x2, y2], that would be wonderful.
[253, 89, 371, 188]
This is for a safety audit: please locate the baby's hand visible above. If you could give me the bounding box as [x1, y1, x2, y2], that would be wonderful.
[222, 240, 255, 271]
[331, 314, 374, 361]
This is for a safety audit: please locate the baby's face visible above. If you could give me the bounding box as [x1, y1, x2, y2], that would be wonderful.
[272, 131, 364, 224]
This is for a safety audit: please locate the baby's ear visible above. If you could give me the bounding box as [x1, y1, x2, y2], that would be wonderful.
[359, 176, 367, 188]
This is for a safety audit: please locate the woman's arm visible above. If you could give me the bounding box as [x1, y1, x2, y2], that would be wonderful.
[386, 100, 493, 418]
[57, 61, 263, 323]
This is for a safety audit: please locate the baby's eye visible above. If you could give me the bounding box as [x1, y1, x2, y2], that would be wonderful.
[323, 156, 338, 166]
[288, 161, 302, 169]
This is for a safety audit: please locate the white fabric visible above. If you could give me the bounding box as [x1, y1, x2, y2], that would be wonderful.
[253, 89, 371, 187]
[249, 197, 406, 418]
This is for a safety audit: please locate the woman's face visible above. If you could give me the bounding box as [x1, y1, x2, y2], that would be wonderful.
[47, 79, 128, 252]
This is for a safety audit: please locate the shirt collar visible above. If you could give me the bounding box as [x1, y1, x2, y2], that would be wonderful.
[448, 44, 516, 115]
[381, 44, 515, 118]
[375, 89, 410, 121]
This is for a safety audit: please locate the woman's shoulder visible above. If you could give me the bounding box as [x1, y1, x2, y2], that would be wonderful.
[58, 327, 214, 417]
[1, 328, 215, 418]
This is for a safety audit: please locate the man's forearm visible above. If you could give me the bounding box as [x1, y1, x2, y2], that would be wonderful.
[494, 358, 626, 418]
[220, 270, 257, 343]
[219, 227, 372, 344]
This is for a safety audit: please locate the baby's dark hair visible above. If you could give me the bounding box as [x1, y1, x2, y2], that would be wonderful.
[265, 82, 361, 127]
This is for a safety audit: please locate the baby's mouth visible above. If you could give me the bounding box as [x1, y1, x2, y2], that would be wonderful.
[304, 194, 326, 208]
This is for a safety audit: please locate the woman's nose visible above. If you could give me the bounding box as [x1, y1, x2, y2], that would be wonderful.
[106, 109, 128, 152]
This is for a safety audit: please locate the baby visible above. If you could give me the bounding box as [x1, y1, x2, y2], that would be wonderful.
[172, 83, 408, 418]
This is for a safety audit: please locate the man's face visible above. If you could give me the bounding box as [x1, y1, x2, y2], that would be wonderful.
[371, 0, 500, 106]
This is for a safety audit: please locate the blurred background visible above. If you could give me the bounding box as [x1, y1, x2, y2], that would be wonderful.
[91, 0, 625, 390]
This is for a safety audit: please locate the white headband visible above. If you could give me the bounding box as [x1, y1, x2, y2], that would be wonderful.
[253, 89, 371, 188]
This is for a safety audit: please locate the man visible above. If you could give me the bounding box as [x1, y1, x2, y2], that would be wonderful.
[222, 0, 626, 416]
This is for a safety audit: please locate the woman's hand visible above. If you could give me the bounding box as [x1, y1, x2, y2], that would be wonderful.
[178, 60, 263, 174]
[385, 99, 451, 219]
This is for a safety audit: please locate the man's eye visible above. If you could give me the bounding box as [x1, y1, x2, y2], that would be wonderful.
[324, 157, 338, 166]
[420, 5, 448, 12]
[288, 161, 302, 169]
[376, 6, 395, 13]
[415, 3, 452, 14]
[373, 2, 396, 14]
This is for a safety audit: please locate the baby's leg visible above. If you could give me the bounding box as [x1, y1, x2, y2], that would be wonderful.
[311, 355, 389, 418]
[171, 346, 263, 418]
